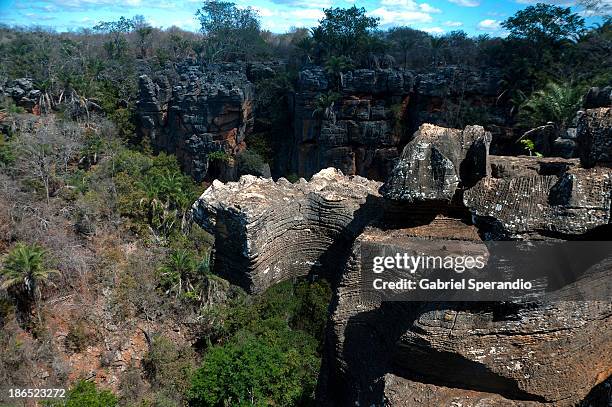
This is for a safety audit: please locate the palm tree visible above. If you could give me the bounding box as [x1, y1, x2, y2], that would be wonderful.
[324, 56, 353, 91]
[158, 250, 198, 297]
[1, 243, 59, 307]
[430, 36, 447, 66]
[518, 82, 584, 130]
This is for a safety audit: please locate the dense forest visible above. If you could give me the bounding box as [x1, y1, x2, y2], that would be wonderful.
[0, 0, 610, 406]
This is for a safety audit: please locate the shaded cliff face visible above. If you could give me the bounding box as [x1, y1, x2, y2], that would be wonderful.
[136, 63, 254, 182]
[192, 115, 612, 406]
[136, 63, 506, 182]
[291, 66, 505, 181]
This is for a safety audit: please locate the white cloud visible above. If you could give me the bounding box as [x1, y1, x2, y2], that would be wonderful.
[423, 26, 445, 33]
[443, 20, 463, 26]
[477, 19, 501, 31]
[371, 0, 441, 26]
[448, 0, 480, 7]
[369, 7, 434, 25]
[419, 3, 442, 13]
[289, 8, 325, 20]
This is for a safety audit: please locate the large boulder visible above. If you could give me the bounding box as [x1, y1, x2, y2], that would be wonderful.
[464, 156, 612, 239]
[191, 168, 382, 293]
[325, 225, 612, 406]
[577, 107, 612, 168]
[380, 124, 491, 203]
[583, 86, 612, 109]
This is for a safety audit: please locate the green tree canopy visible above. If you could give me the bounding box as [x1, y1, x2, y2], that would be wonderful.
[502, 3, 585, 43]
[195, 0, 264, 62]
[311, 6, 379, 60]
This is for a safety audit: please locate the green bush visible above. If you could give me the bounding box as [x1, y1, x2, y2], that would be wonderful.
[189, 330, 318, 407]
[191, 279, 332, 406]
[0, 134, 15, 167]
[207, 150, 231, 163]
[518, 82, 585, 129]
[45, 380, 117, 407]
[237, 149, 266, 177]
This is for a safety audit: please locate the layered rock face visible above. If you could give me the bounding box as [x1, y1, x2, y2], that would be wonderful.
[137, 63, 254, 181]
[192, 121, 612, 406]
[465, 155, 612, 239]
[327, 225, 611, 406]
[292, 66, 504, 181]
[191, 168, 382, 293]
[292, 67, 412, 180]
[577, 107, 611, 168]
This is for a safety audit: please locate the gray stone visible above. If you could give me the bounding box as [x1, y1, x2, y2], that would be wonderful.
[577, 107, 612, 168]
[381, 123, 491, 203]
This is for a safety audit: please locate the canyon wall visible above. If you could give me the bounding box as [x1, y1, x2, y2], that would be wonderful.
[192, 112, 612, 406]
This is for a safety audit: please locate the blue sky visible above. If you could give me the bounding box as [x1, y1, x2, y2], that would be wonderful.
[0, 0, 605, 36]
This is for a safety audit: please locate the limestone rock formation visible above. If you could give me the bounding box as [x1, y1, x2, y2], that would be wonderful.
[583, 86, 612, 109]
[326, 225, 612, 406]
[464, 155, 612, 239]
[191, 168, 382, 293]
[136, 63, 255, 181]
[291, 66, 504, 181]
[1, 78, 41, 111]
[380, 123, 491, 203]
[577, 107, 612, 168]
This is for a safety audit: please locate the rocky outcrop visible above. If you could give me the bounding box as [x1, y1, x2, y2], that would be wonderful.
[1, 78, 41, 112]
[464, 155, 612, 239]
[326, 225, 612, 406]
[577, 107, 612, 168]
[192, 121, 612, 406]
[380, 123, 491, 203]
[291, 66, 504, 181]
[191, 168, 382, 293]
[291, 67, 412, 181]
[137, 63, 255, 181]
[583, 86, 612, 109]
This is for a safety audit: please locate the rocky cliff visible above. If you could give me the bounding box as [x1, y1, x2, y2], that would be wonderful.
[136, 63, 507, 182]
[136, 63, 255, 181]
[192, 110, 612, 405]
[291, 66, 504, 181]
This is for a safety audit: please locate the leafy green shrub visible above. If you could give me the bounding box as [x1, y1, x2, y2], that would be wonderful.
[45, 380, 118, 407]
[0, 134, 15, 167]
[519, 138, 543, 157]
[192, 279, 332, 406]
[207, 150, 231, 163]
[189, 330, 318, 406]
[237, 149, 267, 177]
[518, 82, 584, 129]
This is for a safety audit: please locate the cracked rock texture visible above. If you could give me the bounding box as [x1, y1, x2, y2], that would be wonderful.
[464, 155, 612, 239]
[191, 168, 382, 293]
[324, 225, 612, 406]
[291, 66, 505, 181]
[137, 63, 254, 181]
[380, 123, 491, 203]
[577, 107, 612, 168]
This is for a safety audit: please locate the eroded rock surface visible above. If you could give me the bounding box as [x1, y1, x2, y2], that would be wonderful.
[191, 168, 382, 293]
[577, 107, 612, 168]
[464, 155, 612, 239]
[137, 63, 254, 181]
[325, 225, 612, 406]
[380, 123, 491, 203]
[291, 66, 505, 180]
